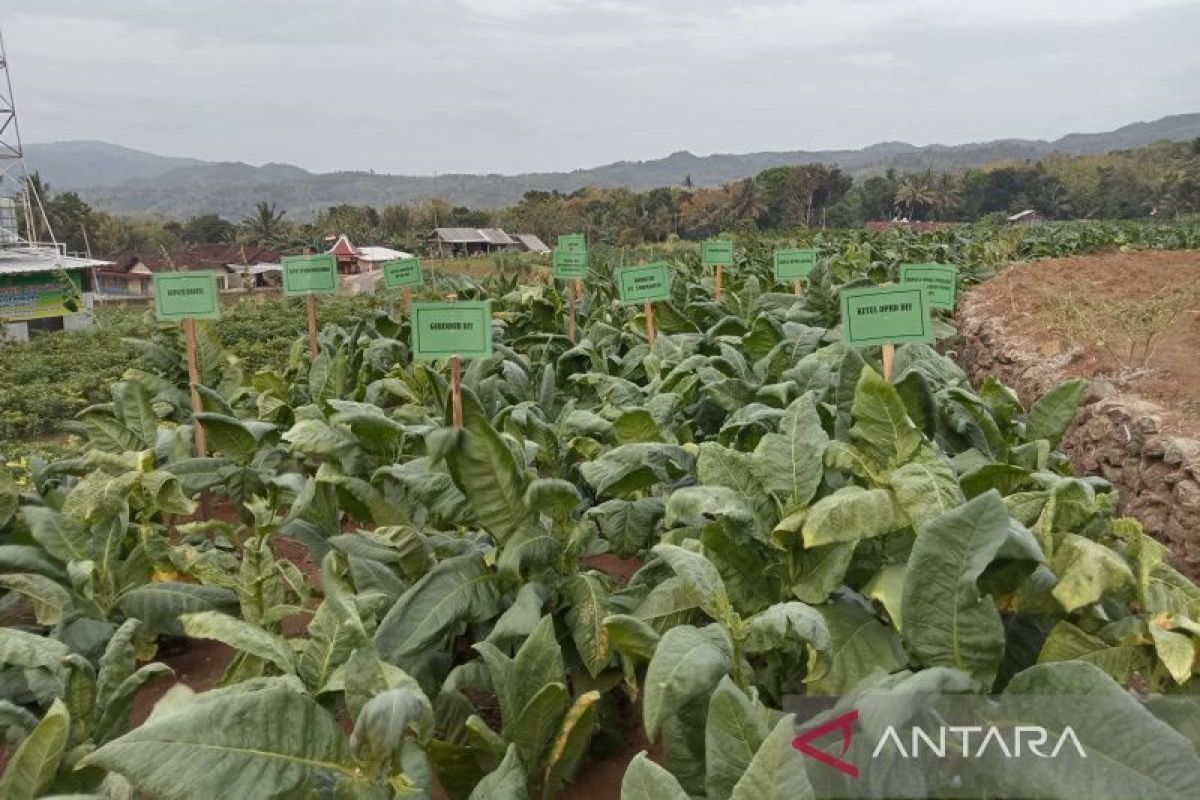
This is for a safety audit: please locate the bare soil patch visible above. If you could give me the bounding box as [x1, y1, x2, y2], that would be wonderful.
[963, 249, 1200, 436]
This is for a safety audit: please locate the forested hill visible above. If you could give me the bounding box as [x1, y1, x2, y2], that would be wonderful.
[23, 113, 1200, 218]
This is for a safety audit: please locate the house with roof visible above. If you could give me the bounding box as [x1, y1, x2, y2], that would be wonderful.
[428, 227, 521, 256]
[100, 244, 282, 296]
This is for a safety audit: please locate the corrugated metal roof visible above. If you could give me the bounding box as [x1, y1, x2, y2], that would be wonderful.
[513, 234, 550, 253]
[432, 227, 488, 243]
[0, 248, 112, 276]
[479, 228, 516, 245]
[431, 227, 517, 245]
[356, 246, 413, 262]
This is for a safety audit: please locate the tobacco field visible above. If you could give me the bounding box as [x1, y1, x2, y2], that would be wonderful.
[2, 220, 1200, 799]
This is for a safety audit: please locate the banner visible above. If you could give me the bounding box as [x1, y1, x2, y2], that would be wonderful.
[0, 271, 84, 321]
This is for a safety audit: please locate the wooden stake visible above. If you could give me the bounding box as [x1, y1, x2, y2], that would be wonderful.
[794, 279, 803, 296]
[644, 301, 656, 347]
[715, 264, 723, 302]
[882, 342, 896, 382]
[445, 291, 463, 427]
[567, 279, 578, 343]
[305, 293, 319, 360]
[183, 318, 206, 458]
[450, 357, 463, 427]
[401, 286, 412, 314]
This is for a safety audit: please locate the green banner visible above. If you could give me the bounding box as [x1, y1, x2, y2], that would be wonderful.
[382, 257, 424, 289]
[558, 233, 586, 254]
[282, 254, 338, 296]
[840, 284, 933, 346]
[701, 239, 734, 267]
[617, 262, 672, 305]
[900, 263, 958, 309]
[553, 249, 588, 279]
[774, 248, 817, 281]
[411, 301, 493, 360]
[154, 271, 220, 321]
[0, 270, 83, 321]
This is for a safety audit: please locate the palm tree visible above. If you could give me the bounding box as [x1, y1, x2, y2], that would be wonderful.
[240, 201, 286, 245]
[894, 175, 935, 220]
[929, 172, 962, 220]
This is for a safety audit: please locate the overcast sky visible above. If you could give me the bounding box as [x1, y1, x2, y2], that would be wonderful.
[5, 0, 1199, 175]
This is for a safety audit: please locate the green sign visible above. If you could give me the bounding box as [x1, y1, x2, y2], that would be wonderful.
[900, 263, 958, 309]
[0, 270, 83, 321]
[153, 271, 220, 321]
[840, 284, 932, 346]
[382, 257, 424, 289]
[701, 239, 734, 267]
[774, 248, 817, 281]
[282, 254, 338, 296]
[558, 233, 586, 254]
[411, 301, 493, 360]
[617, 262, 672, 305]
[553, 249, 588, 279]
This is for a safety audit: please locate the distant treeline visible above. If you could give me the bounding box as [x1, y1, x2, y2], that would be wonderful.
[25, 138, 1200, 258]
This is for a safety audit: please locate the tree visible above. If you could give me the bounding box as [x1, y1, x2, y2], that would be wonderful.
[240, 201, 287, 246]
[894, 175, 936, 220]
[181, 214, 236, 244]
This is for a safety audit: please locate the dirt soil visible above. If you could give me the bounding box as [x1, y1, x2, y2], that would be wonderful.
[964, 250, 1200, 436]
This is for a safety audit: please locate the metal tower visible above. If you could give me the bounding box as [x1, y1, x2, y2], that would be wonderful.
[0, 27, 24, 244]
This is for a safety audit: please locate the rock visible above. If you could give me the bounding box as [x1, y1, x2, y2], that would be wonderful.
[1136, 416, 1159, 435]
[1164, 438, 1200, 467]
[1087, 378, 1118, 403]
[1143, 437, 1169, 459]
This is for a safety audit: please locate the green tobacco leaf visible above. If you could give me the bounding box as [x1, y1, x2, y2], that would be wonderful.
[620, 751, 689, 800]
[744, 601, 832, 655]
[81, 686, 362, 800]
[1037, 624, 1153, 685]
[887, 446, 964, 529]
[802, 487, 902, 548]
[807, 599, 906, 696]
[705, 677, 769, 800]
[375, 554, 500, 673]
[511, 616, 565, 724]
[864, 564, 908, 632]
[791, 542, 856, 604]
[93, 661, 174, 745]
[566, 573, 611, 679]
[652, 544, 733, 623]
[603, 614, 661, 662]
[348, 687, 432, 771]
[1149, 622, 1195, 686]
[988, 662, 1200, 800]
[511, 682, 569, 774]
[0, 698, 69, 800]
[579, 443, 693, 498]
[23, 506, 92, 564]
[116, 582, 238, 636]
[523, 478, 581, 525]
[180, 611, 296, 674]
[583, 498, 664, 558]
[752, 392, 828, 509]
[194, 413, 261, 463]
[443, 389, 529, 543]
[731, 714, 813, 800]
[1025, 379, 1087, 447]
[850, 366, 923, 471]
[612, 408, 666, 444]
[0, 626, 70, 670]
[902, 490, 1009, 686]
[643, 625, 730, 740]
[469, 743, 529, 800]
[1050, 533, 1135, 612]
[0, 573, 71, 625]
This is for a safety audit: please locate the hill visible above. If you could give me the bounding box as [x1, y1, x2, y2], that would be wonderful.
[22, 113, 1200, 218]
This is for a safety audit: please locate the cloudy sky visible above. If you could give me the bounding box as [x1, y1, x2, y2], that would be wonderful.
[5, 0, 1199, 175]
